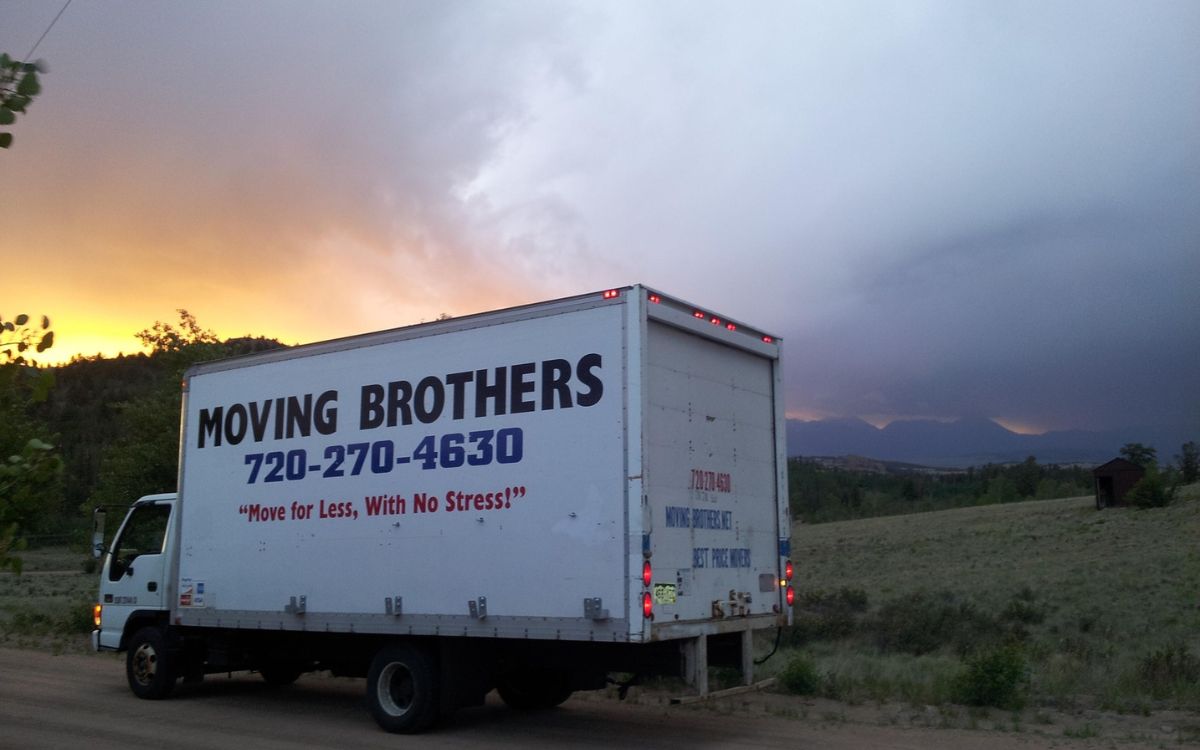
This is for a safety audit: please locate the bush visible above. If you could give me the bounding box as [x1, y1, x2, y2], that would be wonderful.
[778, 652, 821, 695]
[785, 587, 869, 645]
[1138, 643, 1200, 699]
[869, 591, 1001, 655]
[953, 644, 1029, 710]
[1127, 468, 1175, 509]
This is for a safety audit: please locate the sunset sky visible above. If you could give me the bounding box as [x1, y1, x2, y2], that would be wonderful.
[2, 1, 1197, 436]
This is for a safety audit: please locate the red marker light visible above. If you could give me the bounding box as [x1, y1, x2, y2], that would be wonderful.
[602, 289, 620, 300]
[642, 591, 653, 618]
[785, 560, 794, 581]
[648, 293, 662, 304]
[762, 336, 774, 344]
[786, 586, 795, 607]
[725, 323, 737, 331]
[710, 317, 721, 325]
[693, 311, 706, 319]
[642, 560, 652, 588]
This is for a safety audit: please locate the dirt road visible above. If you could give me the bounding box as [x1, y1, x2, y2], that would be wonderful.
[0, 647, 1176, 749]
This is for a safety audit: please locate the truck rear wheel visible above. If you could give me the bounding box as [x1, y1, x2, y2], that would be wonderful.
[126, 626, 176, 699]
[366, 643, 438, 733]
[496, 669, 573, 710]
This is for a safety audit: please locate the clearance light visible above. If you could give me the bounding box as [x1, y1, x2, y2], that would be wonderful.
[762, 336, 774, 344]
[725, 323, 737, 332]
[786, 586, 795, 607]
[693, 311, 706, 320]
[642, 560, 652, 588]
[785, 560, 794, 581]
[642, 591, 654, 618]
[93, 603, 102, 628]
[710, 317, 721, 325]
[602, 289, 620, 300]
[648, 293, 662, 304]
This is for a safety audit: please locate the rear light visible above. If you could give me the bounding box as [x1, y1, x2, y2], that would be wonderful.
[642, 591, 653, 618]
[602, 289, 620, 300]
[785, 560, 793, 581]
[642, 560, 652, 588]
[648, 293, 661, 304]
[93, 604, 102, 628]
[762, 335, 774, 344]
[786, 586, 795, 606]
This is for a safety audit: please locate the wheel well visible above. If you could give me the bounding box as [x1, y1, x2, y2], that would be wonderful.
[119, 612, 169, 651]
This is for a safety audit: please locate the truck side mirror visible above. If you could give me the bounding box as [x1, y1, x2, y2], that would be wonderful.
[92, 507, 106, 559]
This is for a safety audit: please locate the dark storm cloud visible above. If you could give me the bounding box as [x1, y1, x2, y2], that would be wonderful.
[2, 1, 1196, 433]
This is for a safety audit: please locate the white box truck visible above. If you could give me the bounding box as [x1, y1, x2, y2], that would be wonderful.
[92, 284, 793, 733]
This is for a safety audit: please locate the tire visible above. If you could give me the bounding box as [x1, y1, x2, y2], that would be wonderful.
[126, 626, 176, 699]
[365, 643, 439, 734]
[496, 669, 573, 710]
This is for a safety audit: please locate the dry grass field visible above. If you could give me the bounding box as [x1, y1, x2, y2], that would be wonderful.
[771, 483, 1200, 718]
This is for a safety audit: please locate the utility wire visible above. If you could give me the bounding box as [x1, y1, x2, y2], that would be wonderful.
[24, 0, 73, 62]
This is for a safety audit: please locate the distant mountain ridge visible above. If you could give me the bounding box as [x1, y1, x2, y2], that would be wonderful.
[786, 417, 1193, 468]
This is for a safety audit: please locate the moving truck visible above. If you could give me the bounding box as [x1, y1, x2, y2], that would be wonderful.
[92, 285, 793, 733]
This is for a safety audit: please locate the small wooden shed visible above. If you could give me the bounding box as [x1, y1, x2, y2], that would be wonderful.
[1093, 458, 1144, 509]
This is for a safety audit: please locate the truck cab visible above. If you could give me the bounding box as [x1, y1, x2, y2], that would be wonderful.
[93, 494, 175, 653]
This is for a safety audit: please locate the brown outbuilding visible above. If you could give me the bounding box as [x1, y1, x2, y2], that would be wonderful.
[1093, 458, 1145, 509]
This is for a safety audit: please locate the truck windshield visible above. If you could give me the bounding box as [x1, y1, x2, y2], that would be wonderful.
[108, 503, 171, 581]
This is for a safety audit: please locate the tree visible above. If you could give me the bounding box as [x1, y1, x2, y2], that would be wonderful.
[1177, 441, 1199, 484]
[91, 312, 282, 508]
[1012, 456, 1041, 498]
[1119, 442, 1157, 469]
[1, 313, 54, 364]
[0, 312, 60, 571]
[0, 53, 46, 150]
[0, 438, 61, 572]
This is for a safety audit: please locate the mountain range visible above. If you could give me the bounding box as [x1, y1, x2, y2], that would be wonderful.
[786, 417, 1195, 468]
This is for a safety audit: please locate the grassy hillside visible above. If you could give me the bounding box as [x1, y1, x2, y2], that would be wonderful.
[779, 485, 1200, 713]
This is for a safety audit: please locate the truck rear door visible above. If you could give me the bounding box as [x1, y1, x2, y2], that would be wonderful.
[643, 313, 783, 626]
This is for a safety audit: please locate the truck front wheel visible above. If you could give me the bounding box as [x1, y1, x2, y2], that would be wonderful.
[366, 643, 439, 733]
[126, 626, 176, 699]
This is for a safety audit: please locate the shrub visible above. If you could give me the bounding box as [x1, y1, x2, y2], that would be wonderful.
[1001, 588, 1046, 625]
[778, 652, 821, 695]
[1127, 469, 1175, 509]
[784, 587, 869, 645]
[1138, 643, 1200, 699]
[869, 591, 1001, 656]
[953, 644, 1029, 710]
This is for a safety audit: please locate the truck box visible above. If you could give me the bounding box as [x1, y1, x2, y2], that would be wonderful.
[94, 284, 792, 732]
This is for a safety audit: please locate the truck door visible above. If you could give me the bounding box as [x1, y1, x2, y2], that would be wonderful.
[98, 501, 172, 649]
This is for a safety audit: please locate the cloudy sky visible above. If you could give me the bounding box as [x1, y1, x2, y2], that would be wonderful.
[2, 1, 1197, 435]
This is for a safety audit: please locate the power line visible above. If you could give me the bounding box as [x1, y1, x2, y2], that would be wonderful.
[24, 0, 74, 62]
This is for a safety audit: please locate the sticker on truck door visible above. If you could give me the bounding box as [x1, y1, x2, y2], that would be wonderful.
[179, 578, 206, 607]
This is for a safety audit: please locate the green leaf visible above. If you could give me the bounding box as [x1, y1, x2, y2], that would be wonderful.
[16, 72, 39, 97]
[0, 132, 11, 149]
[26, 438, 53, 452]
[36, 331, 54, 352]
[0, 54, 11, 68]
[15, 313, 28, 326]
[0, 107, 13, 126]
